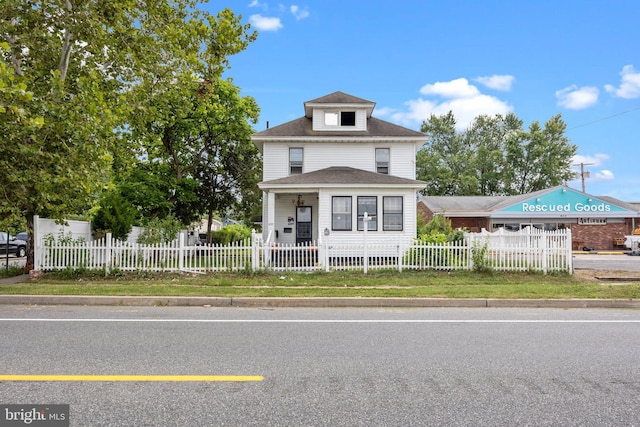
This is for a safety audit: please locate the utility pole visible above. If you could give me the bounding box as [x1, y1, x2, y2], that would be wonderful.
[573, 162, 594, 193]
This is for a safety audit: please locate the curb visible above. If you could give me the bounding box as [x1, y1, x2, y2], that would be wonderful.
[0, 295, 639, 309]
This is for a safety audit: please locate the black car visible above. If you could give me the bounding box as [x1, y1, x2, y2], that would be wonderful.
[0, 232, 27, 258]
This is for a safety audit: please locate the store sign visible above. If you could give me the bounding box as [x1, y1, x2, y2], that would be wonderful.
[500, 188, 628, 215]
[520, 202, 612, 213]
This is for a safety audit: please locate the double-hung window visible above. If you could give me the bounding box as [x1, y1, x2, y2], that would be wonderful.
[290, 147, 303, 175]
[332, 196, 352, 231]
[357, 196, 377, 231]
[376, 148, 389, 174]
[383, 196, 403, 231]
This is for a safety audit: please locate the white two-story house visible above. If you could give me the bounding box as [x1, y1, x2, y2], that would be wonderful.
[253, 91, 428, 247]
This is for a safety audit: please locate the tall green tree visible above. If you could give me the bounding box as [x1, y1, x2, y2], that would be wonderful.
[417, 112, 477, 196]
[503, 114, 576, 194]
[417, 112, 576, 196]
[1, 2, 258, 268]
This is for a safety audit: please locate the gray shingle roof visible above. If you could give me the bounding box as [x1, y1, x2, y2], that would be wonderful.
[259, 167, 426, 188]
[305, 91, 375, 105]
[253, 116, 426, 139]
[420, 185, 640, 215]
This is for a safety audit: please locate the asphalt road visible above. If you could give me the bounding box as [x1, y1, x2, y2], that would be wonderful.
[1, 306, 639, 426]
[573, 253, 640, 271]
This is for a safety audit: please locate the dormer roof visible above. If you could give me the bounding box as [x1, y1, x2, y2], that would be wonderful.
[303, 91, 375, 118]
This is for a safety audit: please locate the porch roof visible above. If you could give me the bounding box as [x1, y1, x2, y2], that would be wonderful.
[259, 167, 426, 190]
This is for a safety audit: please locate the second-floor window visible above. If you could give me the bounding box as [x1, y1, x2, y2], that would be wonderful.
[376, 148, 389, 174]
[290, 147, 303, 175]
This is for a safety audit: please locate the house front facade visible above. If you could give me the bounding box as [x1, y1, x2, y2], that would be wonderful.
[253, 92, 428, 247]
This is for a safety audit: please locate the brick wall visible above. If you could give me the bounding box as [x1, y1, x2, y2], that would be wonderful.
[571, 219, 634, 250]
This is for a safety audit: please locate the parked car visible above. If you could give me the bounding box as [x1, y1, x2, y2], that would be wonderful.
[0, 232, 27, 258]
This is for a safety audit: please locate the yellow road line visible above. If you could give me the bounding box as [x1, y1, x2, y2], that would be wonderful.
[0, 374, 263, 382]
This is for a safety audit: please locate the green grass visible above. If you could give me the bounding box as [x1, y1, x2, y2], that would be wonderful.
[1, 269, 639, 299]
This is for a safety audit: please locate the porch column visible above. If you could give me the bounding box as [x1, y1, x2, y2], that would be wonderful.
[267, 191, 276, 242]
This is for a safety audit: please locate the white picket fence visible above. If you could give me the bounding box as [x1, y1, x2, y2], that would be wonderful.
[35, 228, 573, 274]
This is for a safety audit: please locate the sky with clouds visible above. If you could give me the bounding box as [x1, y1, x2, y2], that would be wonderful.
[213, 0, 640, 201]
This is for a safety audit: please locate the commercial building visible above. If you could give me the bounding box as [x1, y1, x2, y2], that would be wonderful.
[418, 185, 640, 251]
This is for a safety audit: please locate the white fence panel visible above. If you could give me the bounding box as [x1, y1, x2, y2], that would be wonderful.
[35, 229, 573, 274]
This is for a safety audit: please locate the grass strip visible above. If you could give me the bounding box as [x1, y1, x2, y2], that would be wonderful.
[1, 270, 639, 300]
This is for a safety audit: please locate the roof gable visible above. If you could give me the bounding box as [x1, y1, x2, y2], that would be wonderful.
[304, 91, 375, 118]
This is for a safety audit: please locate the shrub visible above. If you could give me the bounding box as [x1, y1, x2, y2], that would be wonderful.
[137, 215, 183, 245]
[92, 191, 136, 240]
[210, 223, 253, 245]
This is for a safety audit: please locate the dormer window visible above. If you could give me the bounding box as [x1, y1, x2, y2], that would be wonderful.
[325, 112, 338, 126]
[341, 111, 356, 126]
[324, 111, 356, 127]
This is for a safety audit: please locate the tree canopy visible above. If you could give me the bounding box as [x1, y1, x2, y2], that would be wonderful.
[1, 1, 260, 264]
[417, 112, 577, 196]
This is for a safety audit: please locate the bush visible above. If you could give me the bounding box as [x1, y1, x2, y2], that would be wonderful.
[137, 215, 183, 245]
[92, 191, 136, 240]
[210, 223, 253, 245]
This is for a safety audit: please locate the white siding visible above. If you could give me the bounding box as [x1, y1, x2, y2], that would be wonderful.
[318, 189, 417, 247]
[263, 141, 417, 181]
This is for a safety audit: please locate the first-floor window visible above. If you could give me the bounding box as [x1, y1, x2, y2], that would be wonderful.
[357, 196, 377, 231]
[383, 196, 403, 231]
[332, 196, 352, 230]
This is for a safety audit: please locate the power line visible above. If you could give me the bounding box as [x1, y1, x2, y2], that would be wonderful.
[568, 106, 640, 131]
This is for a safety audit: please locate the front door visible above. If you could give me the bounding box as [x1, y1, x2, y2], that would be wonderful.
[296, 206, 312, 245]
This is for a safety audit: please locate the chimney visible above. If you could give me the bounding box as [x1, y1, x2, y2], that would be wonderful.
[266, 121, 269, 129]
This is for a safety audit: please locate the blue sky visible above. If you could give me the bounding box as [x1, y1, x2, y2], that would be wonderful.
[213, 1, 640, 201]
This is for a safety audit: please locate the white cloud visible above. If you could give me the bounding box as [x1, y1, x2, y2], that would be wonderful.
[380, 78, 513, 131]
[604, 64, 640, 99]
[594, 170, 614, 180]
[420, 78, 480, 98]
[249, 14, 283, 31]
[248, 0, 260, 6]
[474, 75, 515, 91]
[290, 5, 310, 20]
[572, 153, 609, 167]
[555, 85, 599, 110]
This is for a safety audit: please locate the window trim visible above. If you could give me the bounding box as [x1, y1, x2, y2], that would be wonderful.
[376, 148, 390, 174]
[383, 196, 403, 231]
[324, 110, 356, 127]
[332, 196, 352, 231]
[357, 196, 378, 231]
[289, 147, 303, 175]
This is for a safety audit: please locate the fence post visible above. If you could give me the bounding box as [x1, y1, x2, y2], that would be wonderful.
[33, 214, 40, 271]
[105, 233, 112, 275]
[397, 244, 402, 272]
[324, 235, 330, 272]
[363, 212, 370, 274]
[179, 232, 185, 272]
[567, 228, 573, 274]
[542, 230, 548, 274]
